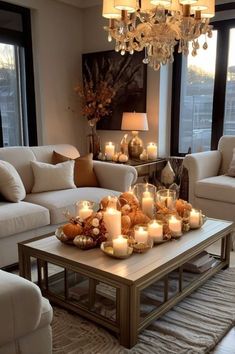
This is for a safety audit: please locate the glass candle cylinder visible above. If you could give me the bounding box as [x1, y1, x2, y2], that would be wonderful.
[75, 200, 94, 220]
[148, 220, 163, 242]
[133, 183, 156, 219]
[156, 189, 176, 210]
[134, 225, 148, 244]
[147, 142, 157, 160]
[168, 215, 182, 236]
[189, 208, 202, 229]
[113, 235, 128, 256]
[105, 141, 115, 160]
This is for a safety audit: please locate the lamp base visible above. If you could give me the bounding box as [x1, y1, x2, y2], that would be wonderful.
[128, 131, 144, 159]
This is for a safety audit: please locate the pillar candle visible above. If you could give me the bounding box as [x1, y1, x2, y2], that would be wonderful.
[103, 207, 121, 240]
[105, 142, 115, 160]
[142, 192, 154, 218]
[134, 226, 148, 243]
[189, 209, 200, 228]
[113, 235, 128, 256]
[148, 220, 163, 241]
[147, 143, 157, 160]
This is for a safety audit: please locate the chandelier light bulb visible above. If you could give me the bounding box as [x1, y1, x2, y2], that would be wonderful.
[102, 0, 121, 19]
[114, 0, 137, 12]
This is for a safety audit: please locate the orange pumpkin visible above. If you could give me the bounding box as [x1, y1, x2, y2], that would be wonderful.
[62, 223, 83, 240]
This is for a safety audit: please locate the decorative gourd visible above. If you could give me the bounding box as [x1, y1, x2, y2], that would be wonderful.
[119, 192, 140, 210]
[128, 210, 150, 227]
[62, 223, 83, 240]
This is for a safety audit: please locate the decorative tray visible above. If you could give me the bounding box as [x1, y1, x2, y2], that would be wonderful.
[101, 241, 133, 259]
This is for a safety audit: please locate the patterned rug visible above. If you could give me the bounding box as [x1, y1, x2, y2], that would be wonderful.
[52, 268, 235, 354]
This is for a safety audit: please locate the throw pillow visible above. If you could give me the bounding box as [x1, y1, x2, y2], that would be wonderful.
[52, 151, 99, 187]
[31, 160, 76, 193]
[227, 148, 235, 177]
[0, 160, 26, 202]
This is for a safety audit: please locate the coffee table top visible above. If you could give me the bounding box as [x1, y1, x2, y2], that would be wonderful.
[22, 218, 233, 285]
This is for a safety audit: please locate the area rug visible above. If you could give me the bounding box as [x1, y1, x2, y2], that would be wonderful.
[52, 268, 235, 354]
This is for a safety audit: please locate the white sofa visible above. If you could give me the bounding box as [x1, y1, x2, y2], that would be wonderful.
[183, 136, 235, 248]
[0, 144, 137, 267]
[0, 270, 53, 354]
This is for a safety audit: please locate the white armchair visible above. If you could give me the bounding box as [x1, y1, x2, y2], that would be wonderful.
[183, 136, 235, 249]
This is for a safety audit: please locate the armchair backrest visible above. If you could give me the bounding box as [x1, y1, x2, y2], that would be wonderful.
[218, 136, 235, 174]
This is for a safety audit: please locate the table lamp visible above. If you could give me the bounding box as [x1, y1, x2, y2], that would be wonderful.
[121, 112, 148, 158]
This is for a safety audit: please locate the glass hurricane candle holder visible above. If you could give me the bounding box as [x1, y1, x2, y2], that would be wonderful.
[75, 200, 94, 220]
[133, 183, 156, 219]
[134, 225, 148, 244]
[105, 141, 115, 160]
[112, 235, 128, 257]
[156, 189, 176, 210]
[168, 215, 182, 237]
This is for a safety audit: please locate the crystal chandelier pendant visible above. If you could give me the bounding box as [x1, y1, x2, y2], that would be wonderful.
[102, 0, 215, 70]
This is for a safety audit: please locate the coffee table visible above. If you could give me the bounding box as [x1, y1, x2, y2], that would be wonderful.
[18, 218, 233, 349]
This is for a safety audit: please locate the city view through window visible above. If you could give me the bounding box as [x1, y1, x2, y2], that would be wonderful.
[0, 43, 28, 146]
[179, 29, 235, 154]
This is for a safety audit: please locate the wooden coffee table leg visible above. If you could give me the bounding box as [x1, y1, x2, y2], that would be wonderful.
[18, 244, 32, 280]
[119, 283, 138, 349]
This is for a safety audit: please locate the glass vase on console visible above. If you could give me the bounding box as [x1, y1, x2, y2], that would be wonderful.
[87, 118, 101, 160]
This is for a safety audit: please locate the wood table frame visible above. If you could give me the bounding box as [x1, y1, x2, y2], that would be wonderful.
[18, 219, 233, 349]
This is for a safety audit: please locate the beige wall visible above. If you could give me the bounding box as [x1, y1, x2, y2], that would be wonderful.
[5, 0, 87, 153]
[82, 5, 161, 153]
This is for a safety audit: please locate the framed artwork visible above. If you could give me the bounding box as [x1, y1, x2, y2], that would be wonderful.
[82, 50, 147, 130]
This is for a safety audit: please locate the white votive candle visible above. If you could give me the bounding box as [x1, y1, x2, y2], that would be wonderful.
[113, 235, 128, 257]
[105, 142, 115, 160]
[168, 216, 182, 235]
[135, 226, 148, 243]
[148, 220, 163, 241]
[103, 207, 121, 240]
[147, 142, 157, 160]
[189, 209, 200, 228]
[78, 201, 93, 220]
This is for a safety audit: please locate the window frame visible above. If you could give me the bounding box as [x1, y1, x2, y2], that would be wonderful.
[0, 0, 37, 146]
[171, 4, 235, 156]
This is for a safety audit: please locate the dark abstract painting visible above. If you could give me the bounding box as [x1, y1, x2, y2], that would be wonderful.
[82, 50, 147, 130]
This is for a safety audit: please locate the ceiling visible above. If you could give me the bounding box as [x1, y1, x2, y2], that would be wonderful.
[56, 0, 101, 8]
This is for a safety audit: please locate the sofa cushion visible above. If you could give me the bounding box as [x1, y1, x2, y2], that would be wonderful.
[0, 147, 36, 194]
[0, 161, 26, 202]
[0, 202, 50, 238]
[31, 160, 76, 193]
[52, 151, 99, 187]
[195, 175, 235, 204]
[25, 188, 119, 225]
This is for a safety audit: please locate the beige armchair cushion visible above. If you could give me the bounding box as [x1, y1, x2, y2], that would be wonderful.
[227, 148, 235, 177]
[0, 161, 26, 202]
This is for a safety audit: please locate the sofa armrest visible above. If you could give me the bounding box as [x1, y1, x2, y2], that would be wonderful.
[93, 161, 137, 192]
[0, 271, 42, 346]
[183, 150, 221, 204]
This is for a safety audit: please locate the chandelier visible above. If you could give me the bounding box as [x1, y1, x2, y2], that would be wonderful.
[102, 0, 215, 70]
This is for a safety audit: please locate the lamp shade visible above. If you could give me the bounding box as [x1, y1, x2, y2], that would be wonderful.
[191, 0, 208, 11]
[103, 0, 121, 18]
[179, 0, 198, 4]
[141, 0, 155, 11]
[114, 0, 137, 12]
[201, 0, 215, 18]
[168, 0, 182, 11]
[121, 112, 149, 131]
[151, 0, 172, 6]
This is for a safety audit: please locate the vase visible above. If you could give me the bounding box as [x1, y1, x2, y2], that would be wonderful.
[87, 123, 101, 159]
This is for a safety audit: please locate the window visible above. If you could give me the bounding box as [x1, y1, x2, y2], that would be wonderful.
[0, 1, 37, 147]
[171, 11, 235, 155]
